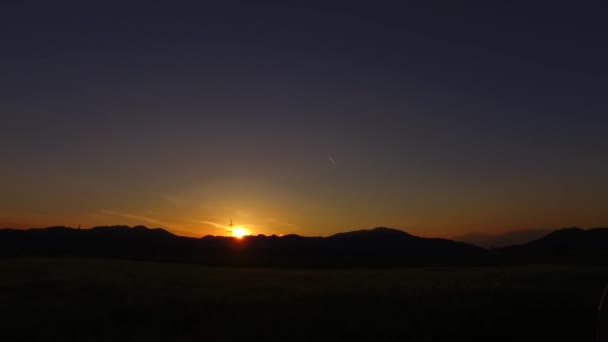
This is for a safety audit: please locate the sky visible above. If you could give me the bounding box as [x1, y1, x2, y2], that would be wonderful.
[1, 1, 608, 237]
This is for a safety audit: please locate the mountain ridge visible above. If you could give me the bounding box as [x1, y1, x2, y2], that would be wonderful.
[3, 225, 608, 266]
[496, 227, 608, 263]
[452, 229, 554, 248]
[0, 226, 484, 266]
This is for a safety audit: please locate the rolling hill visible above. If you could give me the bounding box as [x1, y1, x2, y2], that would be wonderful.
[0, 226, 486, 266]
[497, 227, 608, 263]
[452, 229, 553, 248]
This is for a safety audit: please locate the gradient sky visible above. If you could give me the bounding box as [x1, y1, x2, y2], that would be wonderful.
[2, 2, 608, 237]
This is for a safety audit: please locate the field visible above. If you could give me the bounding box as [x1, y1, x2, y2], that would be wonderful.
[0, 258, 606, 341]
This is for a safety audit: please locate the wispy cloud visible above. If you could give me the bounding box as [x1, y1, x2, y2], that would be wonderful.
[188, 219, 226, 229]
[187, 219, 233, 235]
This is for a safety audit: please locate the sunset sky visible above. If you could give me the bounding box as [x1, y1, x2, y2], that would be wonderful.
[1, 2, 607, 237]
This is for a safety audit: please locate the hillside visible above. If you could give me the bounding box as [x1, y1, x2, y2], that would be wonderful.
[0, 226, 486, 266]
[497, 227, 608, 262]
[453, 229, 553, 248]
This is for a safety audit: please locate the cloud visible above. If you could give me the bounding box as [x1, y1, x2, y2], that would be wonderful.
[188, 219, 226, 229]
[187, 219, 235, 236]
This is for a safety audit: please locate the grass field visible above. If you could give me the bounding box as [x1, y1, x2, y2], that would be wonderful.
[0, 258, 606, 341]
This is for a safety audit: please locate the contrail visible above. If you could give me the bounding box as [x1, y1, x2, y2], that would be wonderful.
[327, 155, 337, 165]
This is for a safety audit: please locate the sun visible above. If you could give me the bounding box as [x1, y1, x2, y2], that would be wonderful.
[231, 227, 250, 239]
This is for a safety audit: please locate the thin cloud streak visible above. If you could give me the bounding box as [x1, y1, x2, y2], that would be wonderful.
[188, 219, 227, 230]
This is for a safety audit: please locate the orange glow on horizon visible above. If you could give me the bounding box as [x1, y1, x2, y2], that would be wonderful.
[231, 227, 250, 239]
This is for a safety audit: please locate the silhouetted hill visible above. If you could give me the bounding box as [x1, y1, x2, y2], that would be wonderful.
[329, 227, 416, 240]
[6, 225, 608, 266]
[91, 225, 174, 236]
[0, 225, 187, 259]
[325, 227, 484, 260]
[497, 227, 608, 263]
[453, 229, 553, 249]
[0, 226, 486, 267]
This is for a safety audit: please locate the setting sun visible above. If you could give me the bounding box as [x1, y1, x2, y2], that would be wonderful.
[232, 227, 250, 239]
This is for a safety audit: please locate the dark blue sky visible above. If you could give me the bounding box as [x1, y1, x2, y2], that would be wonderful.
[2, 1, 607, 237]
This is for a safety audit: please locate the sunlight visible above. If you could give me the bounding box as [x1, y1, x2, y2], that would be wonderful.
[232, 227, 250, 239]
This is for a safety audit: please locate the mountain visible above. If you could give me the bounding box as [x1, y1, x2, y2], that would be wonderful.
[326, 227, 485, 259]
[329, 227, 416, 240]
[0, 226, 486, 267]
[453, 229, 553, 249]
[497, 227, 608, 263]
[0, 225, 187, 259]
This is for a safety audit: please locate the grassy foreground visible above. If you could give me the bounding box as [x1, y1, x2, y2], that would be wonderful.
[0, 258, 606, 341]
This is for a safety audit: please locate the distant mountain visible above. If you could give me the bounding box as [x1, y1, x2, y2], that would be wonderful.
[497, 227, 608, 263]
[330, 227, 416, 240]
[0, 226, 486, 267]
[326, 227, 485, 259]
[0, 225, 185, 259]
[5, 225, 608, 266]
[453, 229, 553, 249]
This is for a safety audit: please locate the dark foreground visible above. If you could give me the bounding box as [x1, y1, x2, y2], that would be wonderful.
[0, 259, 606, 342]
